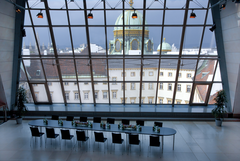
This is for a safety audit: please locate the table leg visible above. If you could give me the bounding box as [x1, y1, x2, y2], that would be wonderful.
[173, 134, 175, 150]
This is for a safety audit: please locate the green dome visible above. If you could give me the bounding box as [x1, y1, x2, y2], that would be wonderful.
[157, 38, 172, 51]
[114, 10, 148, 31]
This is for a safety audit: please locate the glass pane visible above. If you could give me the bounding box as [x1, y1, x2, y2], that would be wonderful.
[50, 11, 68, 25]
[125, 83, 140, 104]
[92, 59, 108, 81]
[71, 27, 87, 55]
[201, 28, 216, 53]
[107, 27, 115, 54]
[166, 0, 186, 8]
[148, 27, 162, 54]
[22, 28, 38, 56]
[64, 82, 79, 103]
[164, 10, 184, 25]
[142, 83, 157, 104]
[106, 10, 122, 25]
[145, 10, 163, 25]
[95, 82, 109, 103]
[67, 0, 83, 9]
[53, 27, 71, 55]
[19, 82, 34, 103]
[24, 10, 31, 25]
[48, 0, 65, 8]
[146, 0, 165, 9]
[69, 11, 85, 25]
[42, 59, 60, 81]
[125, 59, 141, 81]
[178, 59, 197, 82]
[157, 83, 175, 104]
[187, 10, 206, 25]
[214, 62, 222, 82]
[76, 59, 91, 81]
[192, 85, 209, 103]
[142, 59, 159, 81]
[79, 82, 93, 103]
[183, 27, 203, 50]
[159, 59, 178, 81]
[206, 8, 213, 24]
[48, 82, 64, 103]
[175, 83, 192, 104]
[89, 27, 105, 53]
[109, 59, 123, 81]
[189, 0, 208, 8]
[24, 59, 45, 81]
[32, 84, 49, 102]
[208, 83, 223, 104]
[28, 1, 45, 8]
[109, 83, 121, 103]
[195, 59, 217, 82]
[19, 62, 27, 81]
[31, 10, 48, 25]
[59, 59, 77, 81]
[87, 11, 104, 25]
[162, 27, 182, 50]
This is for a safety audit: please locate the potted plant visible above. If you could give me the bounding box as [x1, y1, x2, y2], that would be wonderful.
[212, 90, 227, 126]
[16, 87, 28, 124]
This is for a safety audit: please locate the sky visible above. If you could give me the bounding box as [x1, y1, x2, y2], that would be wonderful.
[23, 0, 216, 50]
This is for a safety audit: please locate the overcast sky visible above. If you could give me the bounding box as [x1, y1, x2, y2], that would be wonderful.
[23, 0, 216, 50]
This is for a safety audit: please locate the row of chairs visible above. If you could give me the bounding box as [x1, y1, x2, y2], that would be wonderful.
[30, 126, 161, 155]
[51, 115, 163, 127]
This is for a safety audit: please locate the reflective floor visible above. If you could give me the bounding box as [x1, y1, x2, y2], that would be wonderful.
[1, 120, 240, 161]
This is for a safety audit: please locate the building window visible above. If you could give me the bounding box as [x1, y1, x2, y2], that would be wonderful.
[185, 101, 189, 104]
[95, 92, 98, 99]
[148, 98, 153, 104]
[168, 99, 172, 104]
[159, 98, 163, 104]
[65, 92, 69, 100]
[94, 82, 98, 85]
[141, 98, 144, 104]
[168, 72, 172, 77]
[177, 84, 181, 91]
[121, 83, 126, 90]
[112, 77, 117, 85]
[64, 82, 69, 86]
[168, 83, 172, 90]
[35, 92, 39, 101]
[160, 72, 163, 76]
[176, 100, 181, 104]
[50, 92, 53, 100]
[149, 71, 153, 76]
[131, 83, 135, 90]
[187, 73, 192, 78]
[74, 92, 79, 100]
[48, 82, 52, 86]
[36, 70, 41, 76]
[74, 82, 77, 85]
[84, 82, 88, 85]
[178, 73, 182, 78]
[159, 83, 163, 90]
[121, 72, 126, 77]
[130, 72, 135, 77]
[149, 83, 153, 90]
[32, 84, 37, 86]
[103, 91, 108, 99]
[130, 98, 136, 104]
[103, 82, 107, 85]
[142, 83, 145, 90]
[186, 85, 191, 92]
[140, 72, 144, 76]
[84, 92, 88, 100]
[112, 91, 117, 99]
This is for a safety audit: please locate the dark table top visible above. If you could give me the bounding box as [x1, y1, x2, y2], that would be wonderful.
[29, 120, 177, 136]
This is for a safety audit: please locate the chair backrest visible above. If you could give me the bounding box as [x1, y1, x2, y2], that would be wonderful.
[122, 119, 130, 125]
[30, 127, 40, 137]
[46, 128, 56, 138]
[93, 117, 101, 123]
[112, 133, 122, 144]
[61, 129, 71, 139]
[66, 116, 74, 121]
[76, 130, 86, 141]
[94, 132, 104, 142]
[80, 117, 87, 122]
[154, 122, 163, 127]
[107, 118, 115, 124]
[52, 115, 59, 120]
[129, 134, 139, 145]
[136, 120, 144, 126]
[150, 135, 160, 147]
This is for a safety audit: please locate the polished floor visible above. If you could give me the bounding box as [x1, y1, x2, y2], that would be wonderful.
[0, 120, 240, 161]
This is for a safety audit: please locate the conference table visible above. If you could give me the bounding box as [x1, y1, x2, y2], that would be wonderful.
[28, 119, 177, 150]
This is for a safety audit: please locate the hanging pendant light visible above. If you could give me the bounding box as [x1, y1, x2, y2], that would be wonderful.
[88, 11, 93, 19]
[190, 10, 196, 18]
[16, 8, 21, 13]
[37, 10, 43, 18]
[220, 4, 226, 10]
[132, 10, 137, 19]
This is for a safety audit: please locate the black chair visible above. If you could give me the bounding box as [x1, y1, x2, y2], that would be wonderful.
[112, 133, 124, 154]
[80, 117, 87, 122]
[128, 133, 141, 155]
[30, 127, 44, 147]
[154, 122, 163, 127]
[94, 132, 108, 153]
[60, 129, 74, 149]
[93, 117, 101, 123]
[148, 135, 161, 156]
[122, 119, 130, 125]
[75, 130, 89, 151]
[45, 128, 59, 148]
[136, 120, 144, 126]
[107, 118, 115, 124]
[66, 116, 74, 121]
[52, 115, 59, 120]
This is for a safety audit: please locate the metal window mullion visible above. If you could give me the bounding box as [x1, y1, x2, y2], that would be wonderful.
[102, 1, 111, 105]
[172, 0, 190, 106]
[44, 0, 67, 105]
[83, 0, 95, 105]
[65, 0, 82, 104]
[155, 0, 166, 105]
[139, 0, 146, 106]
[123, 2, 125, 105]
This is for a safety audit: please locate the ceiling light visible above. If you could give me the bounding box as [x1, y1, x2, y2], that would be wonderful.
[37, 10, 43, 18]
[220, 3, 226, 9]
[88, 12, 93, 19]
[132, 11, 137, 19]
[209, 24, 216, 32]
[16, 8, 21, 13]
[190, 10, 196, 18]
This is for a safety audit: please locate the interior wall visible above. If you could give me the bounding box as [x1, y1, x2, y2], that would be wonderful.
[0, 0, 16, 108]
[220, 2, 240, 113]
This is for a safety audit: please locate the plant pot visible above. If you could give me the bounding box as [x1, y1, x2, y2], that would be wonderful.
[215, 119, 222, 126]
[16, 117, 22, 124]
